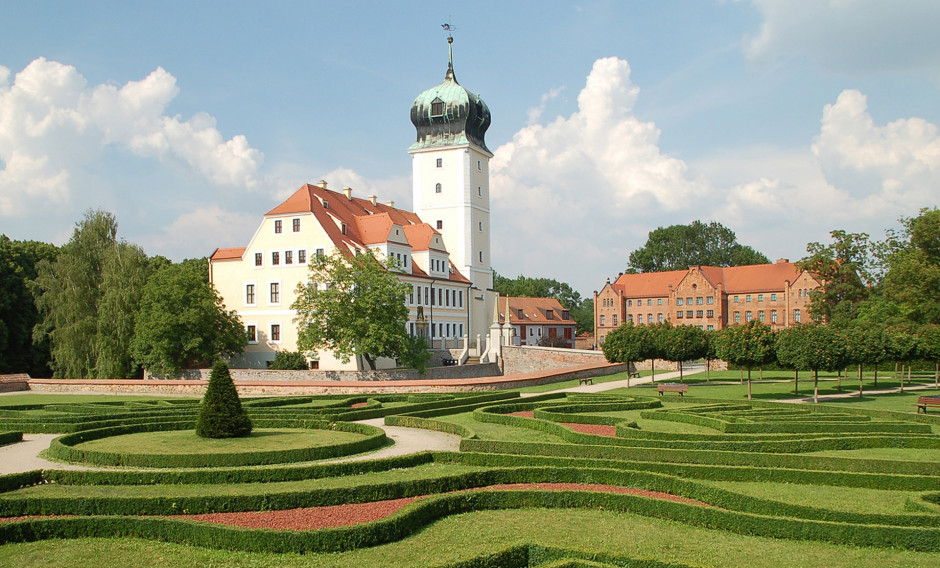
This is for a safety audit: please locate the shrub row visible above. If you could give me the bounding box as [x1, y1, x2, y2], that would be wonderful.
[640, 409, 932, 435]
[457, 439, 940, 480]
[384, 415, 477, 439]
[0, 431, 22, 447]
[40, 452, 436, 487]
[318, 391, 521, 422]
[1, 484, 938, 553]
[0, 470, 41, 494]
[45, 420, 387, 468]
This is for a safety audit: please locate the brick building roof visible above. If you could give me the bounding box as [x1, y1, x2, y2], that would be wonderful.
[498, 296, 576, 326]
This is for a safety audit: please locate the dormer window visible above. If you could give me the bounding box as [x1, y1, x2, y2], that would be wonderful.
[323, 200, 329, 209]
[546, 310, 554, 320]
[430, 98, 445, 117]
[341, 223, 347, 235]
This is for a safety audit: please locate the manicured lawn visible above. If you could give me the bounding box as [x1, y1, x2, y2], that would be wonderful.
[514, 370, 651, 393]
[71, 428, 366, 455]
[804, 447, 940, 462]
[1, 509, 938, 568]
[696, 480, 925, 515]
[0, 393, 198, 406]
[434, 411, 568, 442]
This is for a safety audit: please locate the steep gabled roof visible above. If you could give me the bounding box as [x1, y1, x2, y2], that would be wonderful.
[610, 262, 814, 297]
[403, 224, 447, 253]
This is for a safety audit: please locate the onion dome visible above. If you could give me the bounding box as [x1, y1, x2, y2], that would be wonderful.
[409, 37, 491, 153]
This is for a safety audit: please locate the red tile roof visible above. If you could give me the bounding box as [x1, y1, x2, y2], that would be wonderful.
[217, 183, 469, 284]
[498, 296, 575, 326]
[611, 262, 814, 297]
[210, 247, 246, 261]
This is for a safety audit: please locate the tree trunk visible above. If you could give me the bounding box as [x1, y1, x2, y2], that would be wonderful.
[747, 368, 752, 401]
[364, 354, 377, 371]
[837, 368, 842, 391]
[814, 370, 819, 404]
[858, 365, 863, 398]
[759, 367, 764, 381]
[935, 362, 938, 389]
[679, 361, 684, 383]
[794, 369, 799, 395]
[706, 359, 711, 382]
[651, 359, 656, 382]
[874, 367, 878, 388]
[627, 362, 632, 388]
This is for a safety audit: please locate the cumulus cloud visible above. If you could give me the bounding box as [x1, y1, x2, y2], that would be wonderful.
[744, 0, 940, 74]
[488, 56, 939, 293]
[140, 205, 259, 258]
[0, 57, 264, 217]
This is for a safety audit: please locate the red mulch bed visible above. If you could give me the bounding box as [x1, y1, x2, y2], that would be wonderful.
[560, 422, 617, 437]
[0, 484, 711, 530]
[508, 411, 534, 418]
[350, 402, 369, 408]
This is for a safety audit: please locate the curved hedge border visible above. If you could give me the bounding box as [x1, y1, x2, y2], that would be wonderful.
[45, 420, 387, 468]
[0, 431, 22, 447]
[2, 486, 939, 553]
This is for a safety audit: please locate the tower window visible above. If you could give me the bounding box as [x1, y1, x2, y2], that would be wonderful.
[436, 158, 442, 168]
[436, 220, 443, 230]
[435, 183, 442, 193]
[478, 186, 482, 196]
[477, 160, 482, 171]
[430, 98, 444, 117]
[478, 221, 483, 232]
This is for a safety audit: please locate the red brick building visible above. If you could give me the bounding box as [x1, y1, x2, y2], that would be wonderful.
[594, 259, 820, 346]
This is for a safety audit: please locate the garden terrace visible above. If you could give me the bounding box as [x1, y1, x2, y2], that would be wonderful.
[0, 388, 939, 567]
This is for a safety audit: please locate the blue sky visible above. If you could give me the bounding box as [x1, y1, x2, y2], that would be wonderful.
[2, 1, 939, 295]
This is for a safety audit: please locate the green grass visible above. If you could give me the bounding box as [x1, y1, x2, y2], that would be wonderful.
[580, 407, 721, 434]
[434, 411, 568, 442]
[804, 447, 940, 462]
[1, 508, 939, 568]
[513, 370, 652, 393]
[697, 480, 927, 516]
[70, 428, 366, 455]
[0, 394, 199, 407]
[0, 463, 485, 500]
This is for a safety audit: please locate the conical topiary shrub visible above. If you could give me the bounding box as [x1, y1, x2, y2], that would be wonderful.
[195, 360, 252, 438]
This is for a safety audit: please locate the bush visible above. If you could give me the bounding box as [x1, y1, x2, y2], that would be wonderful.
[268, 351, 310, 370]
[195, 361, 252, 439]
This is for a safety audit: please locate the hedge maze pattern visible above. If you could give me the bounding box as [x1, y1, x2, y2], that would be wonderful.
[1, 390, 940, 567]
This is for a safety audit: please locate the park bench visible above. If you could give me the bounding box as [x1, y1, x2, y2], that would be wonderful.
[442, 358, 457, 367]
[657, 383, 688, 397]
[629, 371, 640, 378]
[578, 377, 593, 386]
[914, 396, 940, 414]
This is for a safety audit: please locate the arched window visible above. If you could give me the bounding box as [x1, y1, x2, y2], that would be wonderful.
[435, 183, 442, 193]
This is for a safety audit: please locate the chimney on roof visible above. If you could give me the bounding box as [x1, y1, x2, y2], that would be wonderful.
[386, 200, 395, 208]
[317, 180, 328, 189]
[368, 195, 378, 206]
[343, 187, 353, 201]
[777, 258, 789, 264]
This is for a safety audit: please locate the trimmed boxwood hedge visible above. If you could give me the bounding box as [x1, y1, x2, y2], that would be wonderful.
[45, 420, 387, 468]
[0, 431, 22, 447]
[2, 487, 940, 553]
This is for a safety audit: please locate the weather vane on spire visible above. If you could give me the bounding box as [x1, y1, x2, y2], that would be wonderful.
[441, 19, 457, 44]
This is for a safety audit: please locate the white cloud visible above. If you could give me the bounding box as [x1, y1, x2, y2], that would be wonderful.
[0, 57, 264, 217]
[140, 205, 258, 258]
[744, 0, 940, 74]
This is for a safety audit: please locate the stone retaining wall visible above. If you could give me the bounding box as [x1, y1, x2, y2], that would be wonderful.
[146, 362, 501, 382]
[502, 346, 612, 375]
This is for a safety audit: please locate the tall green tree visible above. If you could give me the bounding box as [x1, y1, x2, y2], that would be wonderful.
[775, 326, 806, 395]
[627, 220, 769, 273]
[195, 360, 252, 439]
[32, 210, 119, 378]
[94, 243, 153, 378]
[880, 208, 940, 325]
[0, 236, 57, 376]
[292, 249, 416, 370]
[659, 322, 708, 382]
[775, 324, 846, 403]
[716, 320, 775, 400]
[601, 321, 649, 386]
[494, 273, 593, 334]
[130, 260, 247, 378]
[798, 230, 873, 324]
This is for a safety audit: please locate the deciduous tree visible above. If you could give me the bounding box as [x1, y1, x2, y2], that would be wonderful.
[0, 236, 57, 376]
[292, 250, 417, 371]
[716, 320, 775, 400]
[627, 221, 768, 273]
[130, 260, 247, 378]
[798, 230, 873, 324]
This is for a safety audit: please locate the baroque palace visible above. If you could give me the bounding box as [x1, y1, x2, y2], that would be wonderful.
[209, 38, 498, 370]
[593, 260, 821, 346]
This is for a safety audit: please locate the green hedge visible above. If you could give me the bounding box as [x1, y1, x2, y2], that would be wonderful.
[0, 470, 42, 494]
[0, 431, 22, 447]
[1, 487, 939, 553]
[45, 420, 387, 468]
[384, 415, 477, 439]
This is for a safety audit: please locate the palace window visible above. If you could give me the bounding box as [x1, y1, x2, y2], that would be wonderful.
[270, 282, 280, 304]
[246, 325, 256, 343]
[245, 284, 255, 305]
[298, 249, 306, 264]
[254, 253, 262, 267]
[437, 220, 443, 230]
[435, 183, 442, 193]
[274, 220, 282, 234]
[292, 218, 300, 232]
[270, 324, 280, 343]
[285, 250, 293, 265]
[436, 158, 442, 168]
[271, 252, 279, 265]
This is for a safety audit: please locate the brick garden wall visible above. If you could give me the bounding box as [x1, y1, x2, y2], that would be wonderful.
[145, 362, 501, 382]
[502, 346, 612, 375]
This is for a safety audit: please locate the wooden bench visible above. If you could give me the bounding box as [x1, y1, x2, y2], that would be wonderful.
[914, 396, 940, 414]
[657, 383, 688, 397]
[578, 377, 593, 386]
[629, 371, 640, 379]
